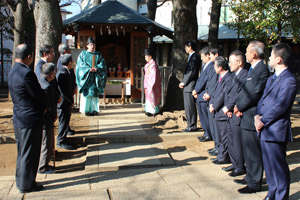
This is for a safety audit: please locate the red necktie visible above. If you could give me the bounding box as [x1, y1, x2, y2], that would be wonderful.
[218, 76, 222, 83]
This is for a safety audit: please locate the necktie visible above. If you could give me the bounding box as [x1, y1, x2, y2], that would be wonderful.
[273, 74, 277, 80]
[248, 67, 253, 76]
[218, 76, 222, 83]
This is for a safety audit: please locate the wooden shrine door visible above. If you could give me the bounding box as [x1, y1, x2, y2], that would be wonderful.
[130, 32, 148, 99]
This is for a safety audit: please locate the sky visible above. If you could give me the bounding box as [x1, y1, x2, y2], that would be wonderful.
[64, 3, 81, 19]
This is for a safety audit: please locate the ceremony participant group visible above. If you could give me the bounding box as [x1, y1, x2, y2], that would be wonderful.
[8, 37, 296, 200]
[181, 40, 296, 200]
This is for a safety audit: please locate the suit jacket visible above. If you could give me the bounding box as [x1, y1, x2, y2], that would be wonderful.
[57, 56, 77, 91]
[236, 60, 270, 130]
[256, 69, 297, 142]
[182, 53, 201, 93]
[211, 71, 233, 121]
[56, 66, 74, 109]
[194, 61, 214, 102]
[39, 77, 57, 129]
[224, 68, 248, 126]
[34, 59, 46, 80]
[8, 62, 47, 128]
[204, 62, 218, 100]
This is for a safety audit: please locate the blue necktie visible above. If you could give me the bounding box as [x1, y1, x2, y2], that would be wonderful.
[248, 67, 253, 76]
[273, 74, 277, 80]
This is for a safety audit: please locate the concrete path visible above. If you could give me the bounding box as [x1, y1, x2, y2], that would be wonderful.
[1, 103, 300, 200]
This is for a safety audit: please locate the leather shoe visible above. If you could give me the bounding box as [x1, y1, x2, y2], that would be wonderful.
[212, 159, 231, 165]
[56, 143, 74, 150]
[183, 127, 196, 132]
[222, 165, 235, 172]
[229, 169, 246, 177]
[19, 184, 44, 193]
[207, 147, 216, 153]
[238, 186, 261, 194]
[199, 135, 212, 142]
[234, 179, 247, 185]
[263, 196, 270, 200]
[209, 149, 218, 156]
[211, 157, 218, 161]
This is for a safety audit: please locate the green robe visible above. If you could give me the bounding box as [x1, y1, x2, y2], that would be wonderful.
[76, 50, 107, 97]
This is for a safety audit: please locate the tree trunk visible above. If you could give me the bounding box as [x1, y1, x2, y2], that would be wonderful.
[162, 0, 198, 111]
[12, 0, 28, 66]
[34, 0, 62, 65]
[208, 0, 221, 46]
[147, 0, 157, 20]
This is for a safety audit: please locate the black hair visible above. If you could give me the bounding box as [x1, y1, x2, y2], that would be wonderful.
[185, 40, 197, 52]
[61, 54, 72, 66]
[200, 46, 209, 55]
[39, 45, 53, 57]
[229, 50, 246, 64]
[209, 45, 223, 56]
[272, 43, 292, 66]
[214, 56, 229, 71]
[15, 44, 33, 60]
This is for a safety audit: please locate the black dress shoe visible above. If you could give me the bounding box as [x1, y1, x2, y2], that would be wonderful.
[19, 184, 44, 193]
[56, 143, 74, 150]
[211, 157, 218, 161]
[209, 149, 218, 156]
[234, 179, 247, 185]
[207, 147, 216, 153]
[199, 135, 212, 142]
[222, 165, 235, 172]
[238, 186, 261, 194]
[212, 159, 231, 165]
[183, 127, 196, 132]
[228, 169, 246, 177]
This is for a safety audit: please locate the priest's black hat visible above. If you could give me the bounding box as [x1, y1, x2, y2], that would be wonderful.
[87, 37, 95, 44]
[144, 48, 152, 56]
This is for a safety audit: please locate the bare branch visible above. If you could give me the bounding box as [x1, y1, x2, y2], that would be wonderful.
[157, 0, 168, 8]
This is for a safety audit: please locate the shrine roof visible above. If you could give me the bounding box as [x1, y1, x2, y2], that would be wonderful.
[63, 0, 173, 38]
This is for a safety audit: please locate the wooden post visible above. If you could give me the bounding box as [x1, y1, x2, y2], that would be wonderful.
[92, 55, 96, 68]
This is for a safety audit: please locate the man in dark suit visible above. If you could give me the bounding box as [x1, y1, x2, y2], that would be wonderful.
[234, 41, 270, 193]
[35, 45, 55, 79]
[203, 45, 222, 156]
[8, 44, 47, 193]
[209, 56, 232, 164]
[56, 54, 74, 150]
[38, 63, 57, 174]
[192, 46, 213, 141]
[179, 40, 200, 132]
[255, 43, 297, 200]
[222, 50, 248, 176]
[57, 43, 77, 135]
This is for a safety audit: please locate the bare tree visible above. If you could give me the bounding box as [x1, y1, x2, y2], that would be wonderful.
[162, 0, 198, 111]
[147, 0, 168, 20]
[208, 0, 221, 46]
[34, 0, 62, 65]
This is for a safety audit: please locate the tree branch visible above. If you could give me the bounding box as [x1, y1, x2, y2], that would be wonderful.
[157, 0, 168, 8]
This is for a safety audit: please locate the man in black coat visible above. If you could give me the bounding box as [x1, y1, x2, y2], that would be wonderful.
[37, 63, 57, 174]
[222, 50, 248, 176]
[209, 56, 233, 164]
[192, 46, 213, 141]
[56, 54, 75, 150]
[203, 45, 222, 156]
[57, 43, 77, 135]
[234, 41, 270, 193]
[35, 45, 55, 80]
[179, 40, 201, 132]
[8, 44, 47, 193]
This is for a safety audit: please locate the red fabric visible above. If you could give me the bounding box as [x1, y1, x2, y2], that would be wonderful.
[144, 59, 161, 108]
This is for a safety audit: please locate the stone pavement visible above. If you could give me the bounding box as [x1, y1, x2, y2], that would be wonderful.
[0, 103, 300, 200]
